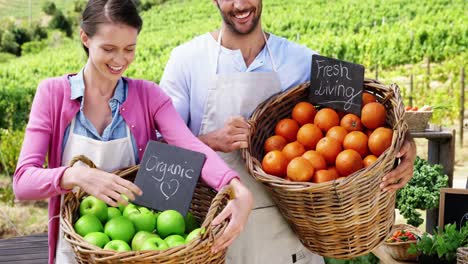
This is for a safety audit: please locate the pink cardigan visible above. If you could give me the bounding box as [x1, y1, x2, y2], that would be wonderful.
[13, 75, 238, 263]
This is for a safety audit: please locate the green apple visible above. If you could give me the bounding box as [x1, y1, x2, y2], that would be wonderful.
[104, 216, 135, 243]
[83, 232, 110, 248]
[122, 203, 138, 218]
[185, 227, 206, 243]
[118, 194, 129, 212]
[157, 210, 185, 238]
[164, 234, 186, 248]
[103, 240, 131, 252]
[127, 208, 156, 233]
[140, 237, 169, 251]
[107, 207, 121, 220]
[74, 214, 103, 237]
[131, 231, 159, 251]
[79, 196, 108, 222]
[184, 212, 200, 233]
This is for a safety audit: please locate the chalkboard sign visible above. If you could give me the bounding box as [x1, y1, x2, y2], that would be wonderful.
[438, 188, 468, 229]
[309, 54, 365, 116]
[133, 141, 206, 216]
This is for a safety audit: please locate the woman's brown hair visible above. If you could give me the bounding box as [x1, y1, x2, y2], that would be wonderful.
[81, 0, 143, 56]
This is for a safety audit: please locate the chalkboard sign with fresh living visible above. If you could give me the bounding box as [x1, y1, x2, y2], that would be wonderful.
[309, 54, 365, 116]
[438, 188, 468, 230]
[133, 141, 206, 216]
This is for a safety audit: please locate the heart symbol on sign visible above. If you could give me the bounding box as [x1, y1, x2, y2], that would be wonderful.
[160, 179, 179, 200]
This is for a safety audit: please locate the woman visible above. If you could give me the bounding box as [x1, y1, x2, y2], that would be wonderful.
[13, 1, 253, 263]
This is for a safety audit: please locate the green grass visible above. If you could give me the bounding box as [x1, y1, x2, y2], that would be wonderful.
[0, 0, 73, 20]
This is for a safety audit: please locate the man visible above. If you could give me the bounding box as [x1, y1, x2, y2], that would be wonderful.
[160, 1, 416, 263]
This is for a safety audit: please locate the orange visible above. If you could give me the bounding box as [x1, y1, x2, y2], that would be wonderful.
[261, 150, 288, 177]
[343, 131, 369, 157]
[264, 135, 287, 153]
[287, 157, 315, 182]
[363, 155, 378, 168]
[297, 124, 323, 150]
[361, 102, 386, 129]
[312, 169, 337, 183]
[314, 108, 340, 132]
[368, 127, 393, 156]
[274, 118, 299, 142]
[282, 141, 306, 161]
[326, 126, 348, 144]
[340, 113, 363, 132]
[315, 137, 342, 165]
[327, 166, 340, 178]
[292, 102, 317, 125]
[335, 149, 363, 176]
[302, 150, 327, 171]
[362, 92, 377, 106]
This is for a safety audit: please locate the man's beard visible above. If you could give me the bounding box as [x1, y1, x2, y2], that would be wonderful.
[217, 3, 262, 35]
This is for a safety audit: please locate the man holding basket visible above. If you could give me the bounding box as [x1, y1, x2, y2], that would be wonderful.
[160, 0, 417, 263]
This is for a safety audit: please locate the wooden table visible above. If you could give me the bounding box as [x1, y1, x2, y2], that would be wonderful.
[0, 233, 48, 263]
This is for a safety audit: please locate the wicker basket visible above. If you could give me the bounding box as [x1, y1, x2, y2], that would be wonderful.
[383, 224, 422, 261]
[241, 79, 408, 259]
[404, 110, 432, 132]
[60, 155, 232, 263]
[458, 247, 468, 264]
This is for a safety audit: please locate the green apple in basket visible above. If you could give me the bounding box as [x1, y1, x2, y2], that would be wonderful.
[104, 240, 131, 252]
[79, 196, 108, 222]
[83, 232, 110, 248]
[122, 203, 138, 218]
[127, 207, 157, 232]
[140, 236, 169, 251]
[164, 234, 186, 248]
[131, 231, 159, 251]
[74, 214, 104, 237]
[104, 216, 135, 244]
[107, 207, 122, 220]
[157, 210, 185, 238]
[185, 227, 206, 243]
[184, 212, 200, 233]
[118, 194, 129, 212]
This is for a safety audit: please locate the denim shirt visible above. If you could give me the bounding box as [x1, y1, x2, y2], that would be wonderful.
[62, 69, 139, 163]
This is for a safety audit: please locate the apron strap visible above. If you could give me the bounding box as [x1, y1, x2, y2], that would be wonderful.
[215, 29, 278, 74]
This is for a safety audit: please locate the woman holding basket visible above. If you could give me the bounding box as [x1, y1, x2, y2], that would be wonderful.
[13, 1, 253, 263]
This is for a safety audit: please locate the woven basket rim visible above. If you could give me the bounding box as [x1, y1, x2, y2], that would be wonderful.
[60, 155, 232, 262]
[384, 224, 423, 245]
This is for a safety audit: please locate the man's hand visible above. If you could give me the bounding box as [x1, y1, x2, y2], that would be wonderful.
[380, 132, 417, 192]
[199, 116, 250, 152]
[211, 178, 253, 253]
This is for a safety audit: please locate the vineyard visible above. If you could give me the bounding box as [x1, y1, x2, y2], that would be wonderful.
[0, 0, 73, 20]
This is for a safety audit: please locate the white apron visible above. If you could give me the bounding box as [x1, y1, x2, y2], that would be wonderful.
[55, 117, 136, 263]
[199, 30, 324, 264]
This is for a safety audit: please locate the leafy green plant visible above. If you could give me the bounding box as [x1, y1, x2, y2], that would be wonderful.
[0, 129, 25, 175]
[396, 156, 449, 227]
[408, 223, 468, 262]
[0, 182, 14, 207]
[325, 253, 379, 264]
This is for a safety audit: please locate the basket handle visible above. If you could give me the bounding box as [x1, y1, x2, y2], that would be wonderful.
[200, 185, 234, 240]
[68, 155, 97, 169]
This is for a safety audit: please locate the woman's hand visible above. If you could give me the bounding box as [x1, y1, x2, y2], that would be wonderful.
[380, 132, 417, 192]
[211, 178, 253, 253]
[61, 166, 142, 207]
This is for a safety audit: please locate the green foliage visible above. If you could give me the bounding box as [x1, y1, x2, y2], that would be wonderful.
[408, 223, 468, 262]
[49, 9, 72, 37]
[72, 0, 87, 13]
[0, 182, 14, 207]
[0, 30, 20, 55]
[396, 156, 449, 227]
[42, 1, 57, 15]
[21, 40, 47, 55]
[0, 87, 35, 130]
[0, 52, 15, 63]
[325, 253, 379, 264]
[0, 129, 25, 175]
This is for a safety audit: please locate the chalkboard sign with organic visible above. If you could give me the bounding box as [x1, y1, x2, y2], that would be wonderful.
[133, 141, 206, 216]
[309, 54, 365, 116]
